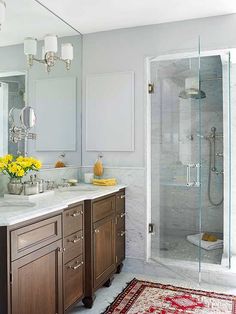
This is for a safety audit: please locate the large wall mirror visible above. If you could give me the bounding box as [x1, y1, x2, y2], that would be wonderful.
[0, 0, 82, 166]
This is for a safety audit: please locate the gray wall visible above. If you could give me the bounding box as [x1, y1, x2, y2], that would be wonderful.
[82, 14, 236, 168]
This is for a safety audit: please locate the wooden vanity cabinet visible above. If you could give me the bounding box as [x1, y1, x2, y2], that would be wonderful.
[83, 189, 126, 308]
[0, 189, 125, 313]
[10, 214, 63, 314]
[0, 203, 85, 314]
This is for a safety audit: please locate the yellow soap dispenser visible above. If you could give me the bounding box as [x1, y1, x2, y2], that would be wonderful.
[93, 154, 104, 178]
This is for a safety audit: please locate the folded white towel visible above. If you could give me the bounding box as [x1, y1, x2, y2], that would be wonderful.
[187, 233, 223, 251]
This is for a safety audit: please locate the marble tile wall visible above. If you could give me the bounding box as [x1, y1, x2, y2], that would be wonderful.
[80, 166, 146, 260]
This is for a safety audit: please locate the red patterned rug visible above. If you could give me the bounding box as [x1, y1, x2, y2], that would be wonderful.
[103, 278, 236, 313]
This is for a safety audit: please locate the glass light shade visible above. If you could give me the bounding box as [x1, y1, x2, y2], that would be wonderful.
[0, 0, 6, 28]
[185, 77, 199, 90]
[24, 37, 37, 56]
[44, 34, 58, 53]
[61, 43, 73, 60]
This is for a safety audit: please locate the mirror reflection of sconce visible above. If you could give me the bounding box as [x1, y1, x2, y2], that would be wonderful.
[9, 106, 36, 150]
[24, 35, 74, 73]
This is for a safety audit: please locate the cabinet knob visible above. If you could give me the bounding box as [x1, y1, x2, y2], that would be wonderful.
[95, 229, 100, 233]
[120, 212, 125, 218]
[120, 195, 125, 199]
[120, 231, 126, 237]
[70, 210, 83, 217]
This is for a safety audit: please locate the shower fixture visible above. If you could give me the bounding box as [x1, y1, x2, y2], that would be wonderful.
[205, 127, 224, 206]
[178, 58, 206, 99]
[179, 76, 206, 100]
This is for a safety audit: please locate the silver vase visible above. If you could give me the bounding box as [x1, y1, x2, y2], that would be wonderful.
[7, 178, 23, 195]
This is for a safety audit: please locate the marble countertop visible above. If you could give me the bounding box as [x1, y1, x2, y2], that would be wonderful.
[0, 184, 126, 226]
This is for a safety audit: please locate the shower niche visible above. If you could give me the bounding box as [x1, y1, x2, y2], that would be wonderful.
[148, 49, 231, 279]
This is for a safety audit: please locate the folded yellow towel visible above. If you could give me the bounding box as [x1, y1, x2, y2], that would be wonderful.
[202, 233, 218, 242]
[92, 178, 117, 186]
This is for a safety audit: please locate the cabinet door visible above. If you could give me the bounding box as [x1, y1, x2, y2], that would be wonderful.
[93, 216, 115, 288]
[64, 255, 84, 310]
[116, 230, 125, 265]
[11, 240, 63, 314]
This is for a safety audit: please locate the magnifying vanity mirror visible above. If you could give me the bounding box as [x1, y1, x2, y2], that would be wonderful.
[0, 0, 82, 165]
[20, 106, 36, 130]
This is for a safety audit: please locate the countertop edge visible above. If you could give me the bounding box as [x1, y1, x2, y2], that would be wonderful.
[0, 185, 127, 226]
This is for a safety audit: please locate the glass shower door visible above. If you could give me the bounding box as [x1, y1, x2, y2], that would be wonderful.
[150, 47, 203, 281]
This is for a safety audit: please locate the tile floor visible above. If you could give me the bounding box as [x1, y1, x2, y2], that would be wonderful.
[153, 234, 223, 264]
[68, 272, 236, 313]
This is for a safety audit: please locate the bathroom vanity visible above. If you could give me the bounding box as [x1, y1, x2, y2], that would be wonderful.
[0, 185, 126, 314]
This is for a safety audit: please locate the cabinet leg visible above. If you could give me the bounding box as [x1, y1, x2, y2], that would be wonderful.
[116, 263, 124, 274]
[103, 276, 114, 287]
[82, 295, 96, 308]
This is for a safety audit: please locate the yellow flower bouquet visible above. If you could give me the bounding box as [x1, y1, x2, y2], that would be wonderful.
[0, 154, 42, 195]
[0, 154, 42, 179]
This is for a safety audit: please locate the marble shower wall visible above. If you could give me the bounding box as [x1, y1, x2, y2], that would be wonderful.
[151, 56, 224, 241]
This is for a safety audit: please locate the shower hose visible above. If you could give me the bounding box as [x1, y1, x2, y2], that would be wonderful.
[207, 138, 223, 206]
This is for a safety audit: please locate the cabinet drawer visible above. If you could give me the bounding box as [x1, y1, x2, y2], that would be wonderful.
[116, 211, 125, 230]
[116, 191, 125, 213]
[64, 255, 84, 310]
[63, 204, 83, 237]
[11, 215, 62, 261]
[92, 196, 115, 222]
[64, 230, 83, 264]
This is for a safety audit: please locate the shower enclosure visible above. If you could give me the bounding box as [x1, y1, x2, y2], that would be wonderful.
[147, 46, 231, 281]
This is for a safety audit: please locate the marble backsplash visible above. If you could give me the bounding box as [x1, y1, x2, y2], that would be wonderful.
[0, 166, 80, 196]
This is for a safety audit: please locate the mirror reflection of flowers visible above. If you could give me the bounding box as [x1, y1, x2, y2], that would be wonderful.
[0, 154, 42, 179]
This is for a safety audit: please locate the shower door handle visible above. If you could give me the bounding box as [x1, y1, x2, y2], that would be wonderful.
[186, 163, 200, 187]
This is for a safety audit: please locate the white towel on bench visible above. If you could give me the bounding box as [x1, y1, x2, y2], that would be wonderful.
[187, 233, 223, 251]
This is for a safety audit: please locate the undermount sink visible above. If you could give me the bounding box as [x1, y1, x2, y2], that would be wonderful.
[0, 201, 35, 209]
[58, 185, 97, 192]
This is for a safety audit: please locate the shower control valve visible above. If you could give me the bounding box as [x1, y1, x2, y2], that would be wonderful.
[186, 163, 200, 187]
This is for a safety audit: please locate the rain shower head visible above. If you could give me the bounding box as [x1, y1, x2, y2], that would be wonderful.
[178, 76, 206, 100]
[179, 88, 206, 99]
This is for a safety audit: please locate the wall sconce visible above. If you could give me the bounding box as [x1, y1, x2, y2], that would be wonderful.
[24, 35, 74, 72]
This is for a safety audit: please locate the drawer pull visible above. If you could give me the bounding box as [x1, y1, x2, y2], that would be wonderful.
[68, 261, 84, 270]
[95, 229, 100, 233]
[120, 212, 125, 218]
[68, 236, 83, 243]
[120, 231, 126, 237]
[120, 195, 125, 199]
[70, 210, 83, 217]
